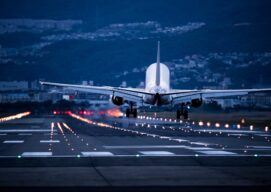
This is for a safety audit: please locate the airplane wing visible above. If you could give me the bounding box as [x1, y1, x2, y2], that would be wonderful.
[167, 88, 271, 105]
[40, 81, 153, 105]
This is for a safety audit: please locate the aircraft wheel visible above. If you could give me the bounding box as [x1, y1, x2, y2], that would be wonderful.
[183, 109, 188, 120]
[133, 109, 137, 118]
[176, 109, 181, 119]
[126, 108, 130, 118]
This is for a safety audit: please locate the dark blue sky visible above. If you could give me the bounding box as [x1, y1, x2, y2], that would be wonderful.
[0, 0, 270, 25]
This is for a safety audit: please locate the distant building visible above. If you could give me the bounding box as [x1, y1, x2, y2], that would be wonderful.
[0, 81, 29, 91]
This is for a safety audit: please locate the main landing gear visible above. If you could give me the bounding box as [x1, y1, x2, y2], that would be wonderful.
[176, 103, 188, 120]
[126, 103, 137, 118]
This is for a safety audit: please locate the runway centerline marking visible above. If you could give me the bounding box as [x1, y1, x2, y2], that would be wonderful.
[22, 152, 52, 157]
[3, 140, 24, 143]
[81, 152, 114, 157]
[44, 133, 58, 136]
[40, 140, 60, 143]
[139, 151, 175, 156]
[18, 133, 32, 136]
[0, 129, 55, 133]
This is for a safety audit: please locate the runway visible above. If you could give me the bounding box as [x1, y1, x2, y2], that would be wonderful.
[0, 112, 271, 190]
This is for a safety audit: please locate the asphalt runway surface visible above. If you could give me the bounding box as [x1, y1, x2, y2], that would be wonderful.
[0, 112, 271, 191]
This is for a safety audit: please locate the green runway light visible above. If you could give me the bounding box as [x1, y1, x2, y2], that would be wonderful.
[17, 155, 21, 158]
[77, 155, 81, 158]
[195, 154, 199, 157]
[136, 154, 140, 157]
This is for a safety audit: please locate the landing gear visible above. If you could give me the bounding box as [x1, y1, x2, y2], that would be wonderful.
[176, 104, 189, 120]
[176, 109, 181, 119]
[126, 103, 137, 118]
[183, 109, 188, 120]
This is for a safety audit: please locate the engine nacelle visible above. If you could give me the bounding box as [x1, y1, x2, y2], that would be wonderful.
[190, 98, 203, 108]
[111, 96, 124, 106]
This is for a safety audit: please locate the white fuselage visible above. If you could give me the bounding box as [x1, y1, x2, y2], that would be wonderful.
[143, 63, 171, 105]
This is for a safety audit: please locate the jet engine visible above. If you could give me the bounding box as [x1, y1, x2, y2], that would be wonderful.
[190, 98, 203, 108]
[111, 96, 124, 106]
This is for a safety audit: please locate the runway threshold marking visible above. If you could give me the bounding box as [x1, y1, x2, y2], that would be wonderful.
[139, 151, 175, 156]
[81, 152, 114, 157]
[22, 152, 52, 157]
[3, 140, 24, 143]
[196, 150, 237, 155]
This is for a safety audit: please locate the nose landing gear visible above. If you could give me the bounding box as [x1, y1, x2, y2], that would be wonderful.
[126, 103, 137, 118]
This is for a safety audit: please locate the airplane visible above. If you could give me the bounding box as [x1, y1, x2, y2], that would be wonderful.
[40, 41, 271, 119]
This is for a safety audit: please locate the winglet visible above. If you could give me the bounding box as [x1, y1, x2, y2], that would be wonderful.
[155, 41, 160, 86]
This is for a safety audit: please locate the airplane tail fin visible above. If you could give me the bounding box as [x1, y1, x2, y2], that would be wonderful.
[155, 41, 160, 86]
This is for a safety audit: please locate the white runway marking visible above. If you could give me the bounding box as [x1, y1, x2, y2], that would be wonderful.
[22, 152, 52, 157]
[187, 147, 215, 150]
[44, 133, 58, 136]
[81, 152, 114, 157]
[3, 140, 24, 143]
[172, 139, 189, 142]
[18, 133, 32, 136]
[140, 151, 175, 156]
[228, 134, 247, 136]
[2, 154, 271, 158]
[40, 140, 60, 143]
[31, 125, 40, 128]
[190, 142, 213, 146]
[0, 129, 55, 133]
[256, 134, 271, 137]
[196, 129, 262, 134]
[247, 146, 271, 149]
[104, 145, 188, 149]
[196, 150, 237, 155]
[0, 133, 7, 136]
